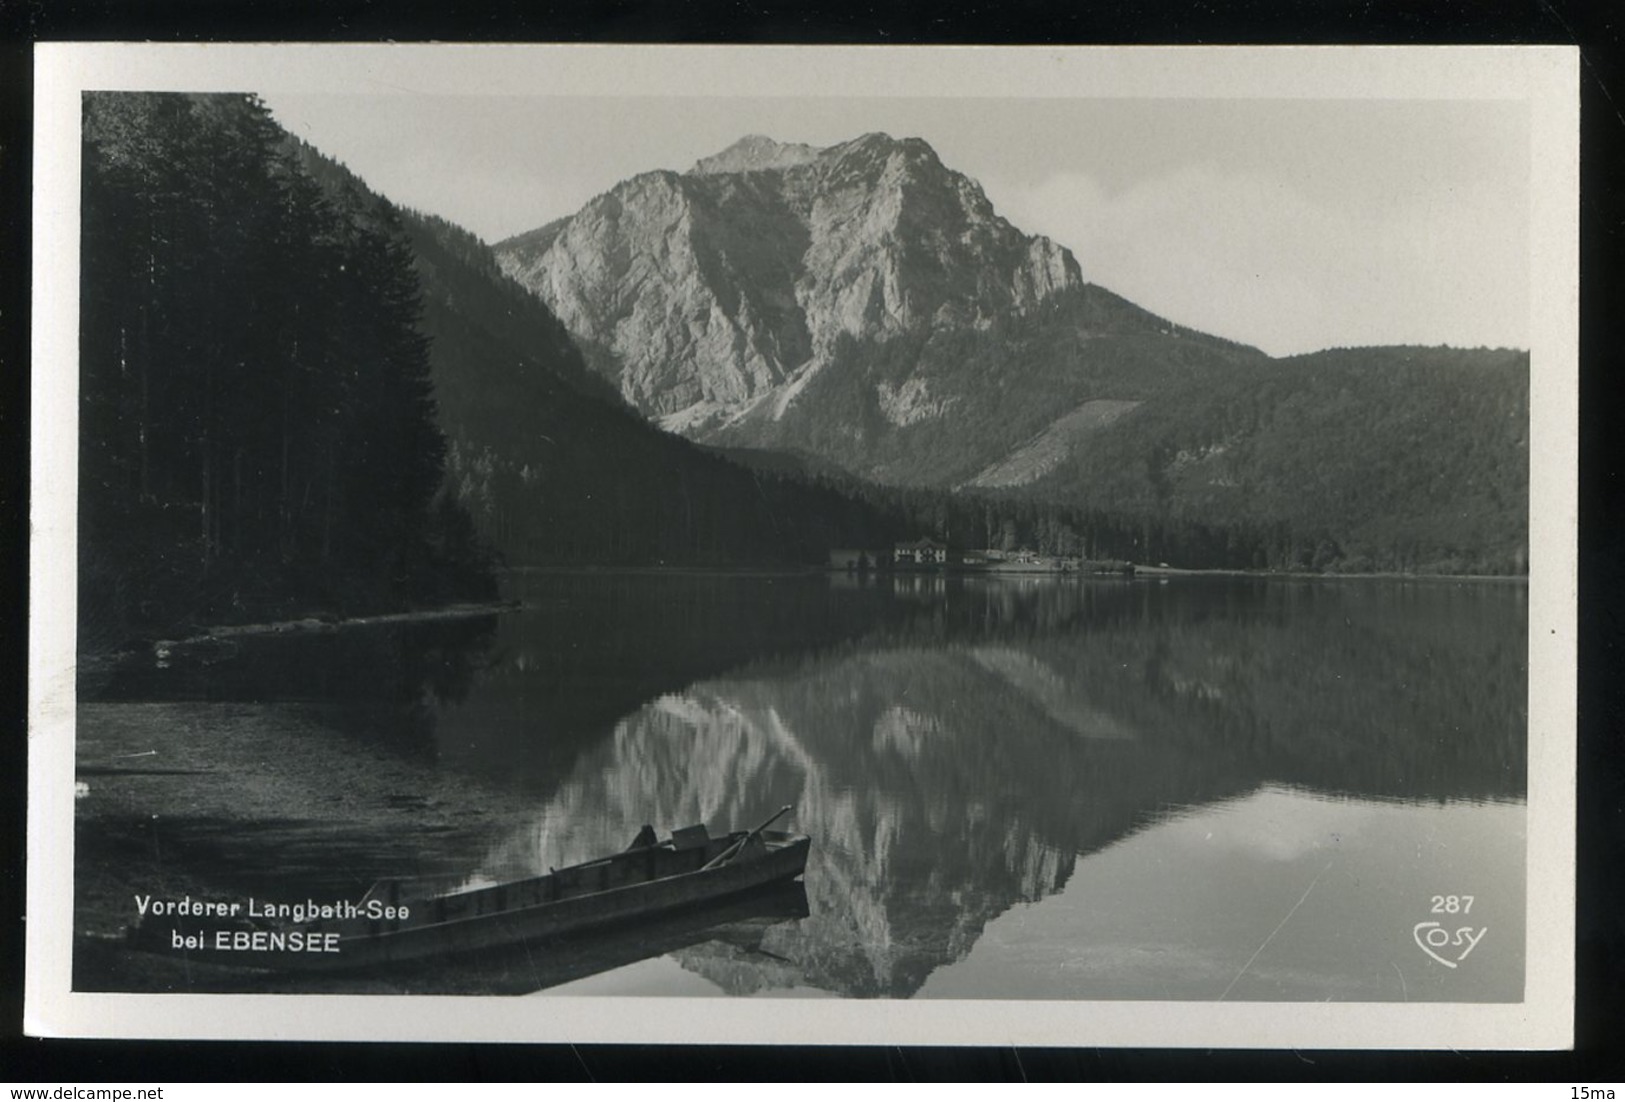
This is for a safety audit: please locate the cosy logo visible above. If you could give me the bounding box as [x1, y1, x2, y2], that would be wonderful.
[1412, 921, 1487, 968]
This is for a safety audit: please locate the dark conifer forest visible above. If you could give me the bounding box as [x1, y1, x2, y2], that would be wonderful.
[79, 92, 496, 642]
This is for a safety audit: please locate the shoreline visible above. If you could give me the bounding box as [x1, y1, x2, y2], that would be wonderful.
[503, 564, 825, 579]
[1130, 565, 1528, 584]
[505, 562, 1527, 584]
[120, 564, 1528, 663]
[149, 599, 518, 656]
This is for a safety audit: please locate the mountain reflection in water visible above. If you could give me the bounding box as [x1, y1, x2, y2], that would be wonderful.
[446, 574, 1525, 1001]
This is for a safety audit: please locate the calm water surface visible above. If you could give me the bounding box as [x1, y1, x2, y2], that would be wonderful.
[92, 572, 1528, 1000]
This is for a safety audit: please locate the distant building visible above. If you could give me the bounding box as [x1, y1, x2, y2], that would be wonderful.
[894, 538, 954, 566]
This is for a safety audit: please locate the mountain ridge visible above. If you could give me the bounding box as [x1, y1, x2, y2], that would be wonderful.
[490, 131, 1527, 572]
[494, 131, 1084, 436]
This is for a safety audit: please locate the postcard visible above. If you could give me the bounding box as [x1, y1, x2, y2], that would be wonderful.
[27, 43, 1577, 1046]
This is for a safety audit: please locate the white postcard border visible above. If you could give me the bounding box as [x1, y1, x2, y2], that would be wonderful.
[27, 42, 1579, 1047]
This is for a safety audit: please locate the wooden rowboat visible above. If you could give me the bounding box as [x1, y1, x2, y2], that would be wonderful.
[127, 807, 810, 972]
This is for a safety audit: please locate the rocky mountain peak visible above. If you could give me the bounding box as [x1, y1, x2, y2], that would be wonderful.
[494, 132, 1085, 434]
[822, 131, 933, 165]
[691, 134, 821, 176]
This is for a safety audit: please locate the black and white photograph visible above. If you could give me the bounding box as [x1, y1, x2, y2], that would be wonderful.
[26, 44, 1577, 1046]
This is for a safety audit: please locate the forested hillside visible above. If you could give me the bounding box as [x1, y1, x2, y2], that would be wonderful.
[709, 341, 1529, 575]
[1026, 345, 1529, 573]
[79, 92, 495, 647]
[719, 333, 1528, 576]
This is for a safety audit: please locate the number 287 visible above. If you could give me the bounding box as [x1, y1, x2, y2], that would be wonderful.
[1430, 895, 1474, 914]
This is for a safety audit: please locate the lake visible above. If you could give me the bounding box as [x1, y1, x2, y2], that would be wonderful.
[77, 571, 1527, 1001]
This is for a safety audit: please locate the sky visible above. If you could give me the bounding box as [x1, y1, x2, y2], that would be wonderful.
[262, 93, 1530, 358]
